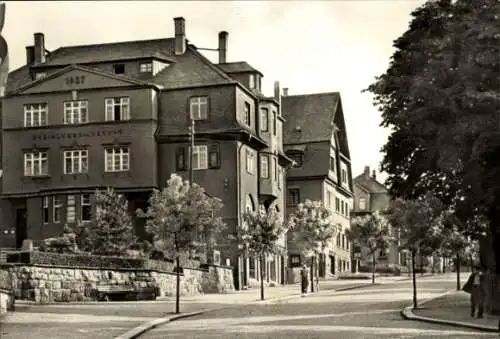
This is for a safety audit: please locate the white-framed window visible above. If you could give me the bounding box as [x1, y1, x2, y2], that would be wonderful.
[67, 195, 76, 223]
[260, 155, 269, 178]
[341, 168, 347, 184]
[105, 147, 130, 172]
[42, 196, 49, 224]
[81, 194, 92, 222]
[24, 152, 48, 176]
[64, 149, 88, 174]
[260, 107, 268, 131]
[249, 74, 255, 89]
[246, 149, 255, 174]
[53, 196, 63, 223]
[193, 145, 208, 170]
[139, 62, 153, 73]
[105, 97, 130, 121]
[335, 197, 340, 212]
[24, 103, 48, 127]
[189, 96, 208, 120]
[359, 198, 366, 210]
[64, 100, 88, 124]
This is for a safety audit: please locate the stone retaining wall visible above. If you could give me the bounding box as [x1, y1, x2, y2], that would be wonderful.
[2, 263, 234, 303]
[0, 268, 14, 315]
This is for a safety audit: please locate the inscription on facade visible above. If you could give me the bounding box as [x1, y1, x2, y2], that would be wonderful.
[32, 129, 123, 141]
[65, 75, 86, 86]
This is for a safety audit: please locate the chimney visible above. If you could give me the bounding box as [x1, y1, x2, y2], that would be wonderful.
[26, 46, 35, 65]
[218, 31, 228, 64]
[274, 81, 280, 101]
[372, 170, 377, 180]
[33, 33, 45, 64]
[174, 17, 186, 55]
[364, 166, 370, 180]
[283, 88, 288, 96]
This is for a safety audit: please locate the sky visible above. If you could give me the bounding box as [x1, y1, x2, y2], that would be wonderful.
[3, 0, 426, 184]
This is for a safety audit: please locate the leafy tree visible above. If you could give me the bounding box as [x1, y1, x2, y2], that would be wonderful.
[137, 174, 225, 313]
[288, 200, 337, 293]
[365, 0, 500, 313]
[86, 188, 137, 257]
[232, 205, 287, 301]
[389, 194, 445, 309]
[350, 211, 393, 284]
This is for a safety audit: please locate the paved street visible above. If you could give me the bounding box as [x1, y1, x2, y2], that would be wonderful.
[142, 274, 497, 339]
[0, 278, 376, 339]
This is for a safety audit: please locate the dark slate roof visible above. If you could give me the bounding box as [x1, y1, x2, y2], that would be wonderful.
[217, 61, 262, 76]
[353, 173, 388, 194]
[6, 38, 237, 93]
[282, 92, 340, 144]
[39, 38, 177, 66]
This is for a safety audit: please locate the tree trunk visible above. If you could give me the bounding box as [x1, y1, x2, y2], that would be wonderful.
[443, 257, 446, 273]
[411, 248, 418, 309]
[456, 252, 461, 291]
[310, 256, 314, 293]
[371, 252, 376, 284]
[315, 255, 320, 292]
[260, 254, 264, 301]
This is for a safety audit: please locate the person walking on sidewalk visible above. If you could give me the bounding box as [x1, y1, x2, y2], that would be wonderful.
[462, 265, 486, 318]
[300, 264, 309, 297]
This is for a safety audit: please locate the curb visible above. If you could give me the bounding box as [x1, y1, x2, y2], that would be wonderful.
[333, 282, 379, 292]
[400, 290, 499, 333]
[116, 282, 377, 338]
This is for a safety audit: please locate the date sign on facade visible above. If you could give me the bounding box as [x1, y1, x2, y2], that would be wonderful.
[65, 76, 86, 86]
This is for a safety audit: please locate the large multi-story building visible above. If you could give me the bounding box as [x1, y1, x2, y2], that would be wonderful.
[0, 17, 291, 290]
[282, 92, 353, 282]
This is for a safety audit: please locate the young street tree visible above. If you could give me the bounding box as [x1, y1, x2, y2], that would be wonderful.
[350, 211, 392, 284]
[288, 200, 337, 293]
[233, 205, 287, 301]
[86, 188, 137, 256]
[365, 0, 500, 313]
[137, 174, 225, 314]
[389, 194, 445, 309]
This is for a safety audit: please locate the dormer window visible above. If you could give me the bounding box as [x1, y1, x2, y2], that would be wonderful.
[114, 64, 125, 74]
[35, 72, 46, 80]
[139, 62, 152, 73]
[249, 74, 256, 89]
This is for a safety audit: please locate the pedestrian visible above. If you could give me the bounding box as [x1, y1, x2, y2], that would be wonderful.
[300, 264, 309, 297]
[462, 265, 486, 318]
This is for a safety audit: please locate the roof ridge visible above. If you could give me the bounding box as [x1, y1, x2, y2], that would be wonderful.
[50, 37, 174, 51]
[282, 91, 340, 98]
[187, 45, 235, 82]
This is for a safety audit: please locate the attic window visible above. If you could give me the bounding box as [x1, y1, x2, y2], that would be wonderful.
[114, 64, 125, 74]
[249, 74, 256, 89]
[139, 62, 152, 73]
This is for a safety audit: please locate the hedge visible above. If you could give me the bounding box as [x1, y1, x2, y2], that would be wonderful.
[5, 251, 201, 271]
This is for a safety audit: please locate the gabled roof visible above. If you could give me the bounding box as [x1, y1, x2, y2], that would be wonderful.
[353, 173, 388, 194]
[10, 64, 158, 95]
[217, 61, 263, 76]
[38, 38, 177, 66]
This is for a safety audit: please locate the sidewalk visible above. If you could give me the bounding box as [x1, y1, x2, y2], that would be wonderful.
[403, 290, 499, 333]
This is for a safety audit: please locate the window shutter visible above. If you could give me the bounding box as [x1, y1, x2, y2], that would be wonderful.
[208, 144, 220, 169]
[176, 147, 186, 171]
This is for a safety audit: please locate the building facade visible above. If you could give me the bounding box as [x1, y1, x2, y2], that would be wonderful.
[0, 18, 291, 290]
[351, 166, 401, 271]
[282, 92, 353, 282]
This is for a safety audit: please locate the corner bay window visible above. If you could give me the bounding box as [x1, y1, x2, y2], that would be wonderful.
[190, 96, 208, 120]
[24, 152, 48, 176]
[105, 97, 130, 121]
[260, 107, 268, 131]
[64, 100, 88, 124]
[175, 144, 219, 171]
[260, 155, 269, 178]
[67, 195, 76, 223]
[105, 147, 130, 172]
[24, 103, 48, 127]
[64, 149, 88, 174]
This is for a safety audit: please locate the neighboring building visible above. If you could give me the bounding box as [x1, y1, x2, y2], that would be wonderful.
[351, 166, 401, 271]
[0, 18, 291, 290]
[282, 92, 354, 282]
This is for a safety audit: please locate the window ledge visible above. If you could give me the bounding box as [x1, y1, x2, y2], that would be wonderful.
[24, 175, 51, 180]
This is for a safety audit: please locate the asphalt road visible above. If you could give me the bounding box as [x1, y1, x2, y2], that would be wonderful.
[142, 275, 497, 339]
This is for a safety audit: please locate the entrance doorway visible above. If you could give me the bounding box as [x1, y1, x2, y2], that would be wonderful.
[15, 208, 27, 249]
[330, 255, 336, 275]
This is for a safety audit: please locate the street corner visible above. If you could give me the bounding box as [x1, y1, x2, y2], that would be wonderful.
[114, 309, 215, 339]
